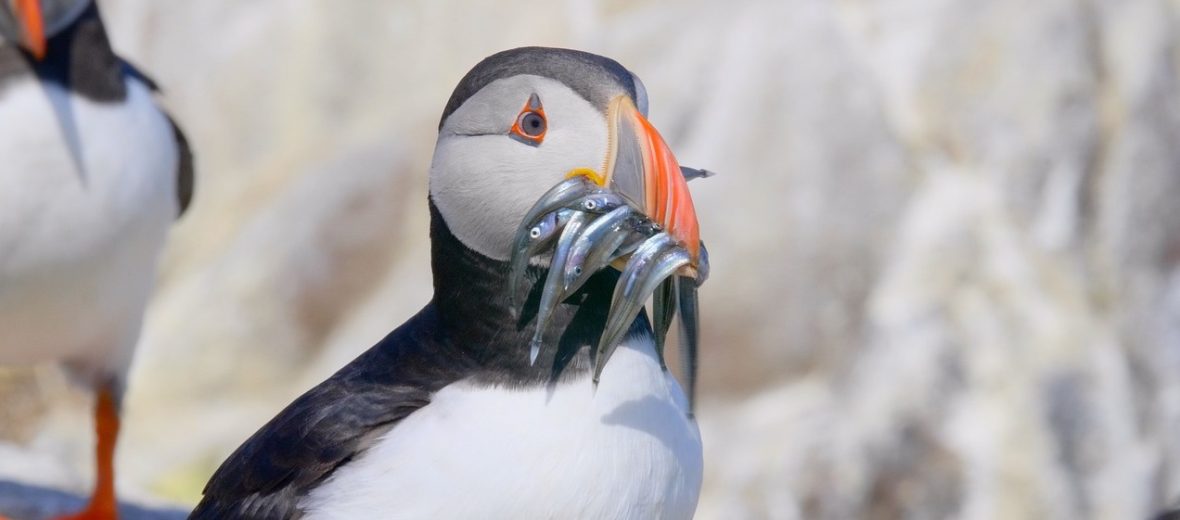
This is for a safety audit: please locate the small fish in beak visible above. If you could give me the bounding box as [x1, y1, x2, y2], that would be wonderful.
[561, 205, 635, 297]
[527, 210, 588, 365]
[506, 94, 714, 413]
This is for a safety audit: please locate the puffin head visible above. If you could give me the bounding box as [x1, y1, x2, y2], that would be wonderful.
[0, 0, 90, 59]
[429, 47, 699, 268]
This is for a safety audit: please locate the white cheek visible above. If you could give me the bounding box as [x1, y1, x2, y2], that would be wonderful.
[430, 81, 608, 261]
[430, 136, 550, 261]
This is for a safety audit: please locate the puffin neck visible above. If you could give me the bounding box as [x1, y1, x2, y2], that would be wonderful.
[427, 200, 619, 385]
[0, 2, 127, 101]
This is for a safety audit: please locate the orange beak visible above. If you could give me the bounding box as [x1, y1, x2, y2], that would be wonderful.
[599, 95, 701, 273]
[13, 0, 46, 60]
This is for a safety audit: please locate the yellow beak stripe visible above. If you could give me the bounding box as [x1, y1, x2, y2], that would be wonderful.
[566, 167, 606, 187]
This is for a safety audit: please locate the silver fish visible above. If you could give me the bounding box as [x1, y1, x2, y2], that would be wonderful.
[527, 210, 589, 365]
[518, 176, 594, 231]
[679, 166, 717, 182]
[507, 177, 592, 311]
[676, 276, 700, 417]
[652, 276, 678, 371]
[571, 190, 626, 214]
[561, 205, 634, 297]
[594, 234, 690, 383]
[695, 241, 711, 285]
[508, 209, 573, 314]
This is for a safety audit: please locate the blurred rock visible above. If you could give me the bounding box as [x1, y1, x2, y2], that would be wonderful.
[0, 480, 185, 520]
[0, 0, 1177, 518]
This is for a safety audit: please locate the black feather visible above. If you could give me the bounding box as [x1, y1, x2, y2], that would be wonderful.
[0, 3, 124, 101]
[166, 114, 194, 216]
[190, 201, 625, 518]
[438, 46, 639, 129]
[0, 2, 195, 218]
[190, 306, 452, 520]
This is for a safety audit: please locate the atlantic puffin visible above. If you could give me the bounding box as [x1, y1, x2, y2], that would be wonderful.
[192, 47, 702, 520]
[0, 0, 193, 518]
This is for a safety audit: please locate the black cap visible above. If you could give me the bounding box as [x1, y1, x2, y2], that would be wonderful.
[439, 46, 640, 129]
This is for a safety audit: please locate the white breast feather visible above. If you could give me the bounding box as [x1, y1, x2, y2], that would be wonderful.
[0, 77, 178, 378]
[300, 337, 703, 520]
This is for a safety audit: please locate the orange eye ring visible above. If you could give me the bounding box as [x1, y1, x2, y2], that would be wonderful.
[510, 93, 547, 145]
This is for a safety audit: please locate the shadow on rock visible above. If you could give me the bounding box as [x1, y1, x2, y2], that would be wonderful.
[0, 480, 187, 520]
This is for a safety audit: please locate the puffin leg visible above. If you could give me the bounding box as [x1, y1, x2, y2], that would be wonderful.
[55, 383, 120, 520]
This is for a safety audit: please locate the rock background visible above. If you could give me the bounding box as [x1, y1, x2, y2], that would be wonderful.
[1, 0, 1179, 518]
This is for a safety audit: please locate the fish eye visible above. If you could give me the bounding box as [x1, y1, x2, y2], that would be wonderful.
[529, 227, 542, 239]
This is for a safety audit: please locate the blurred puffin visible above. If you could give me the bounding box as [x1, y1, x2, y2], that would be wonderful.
[0, 0, 192, 518]
[192, 47, 701, 519]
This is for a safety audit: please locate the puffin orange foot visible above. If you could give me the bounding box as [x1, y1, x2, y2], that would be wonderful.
[53, 386, 121, 520]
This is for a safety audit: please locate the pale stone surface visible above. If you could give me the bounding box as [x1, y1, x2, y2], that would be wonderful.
[0, 0, 1178, 518]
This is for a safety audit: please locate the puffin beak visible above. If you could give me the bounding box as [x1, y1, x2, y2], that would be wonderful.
[13, 0, 47, 60]
[509, 93, 708, 405]
[598, 95, 702, 277]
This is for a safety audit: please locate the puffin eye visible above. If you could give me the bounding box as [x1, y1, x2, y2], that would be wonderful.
[510, 93, 547, 145]
[519, 112, 546, 137]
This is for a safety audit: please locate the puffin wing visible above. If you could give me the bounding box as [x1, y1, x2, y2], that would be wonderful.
[191, 305, 461, 520]
[166, 114, 194, 216]
[121, 59, 194, 217]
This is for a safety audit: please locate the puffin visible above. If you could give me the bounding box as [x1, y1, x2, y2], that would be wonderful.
[0, 0, 193, 519]
[192, 47, 702, 519]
